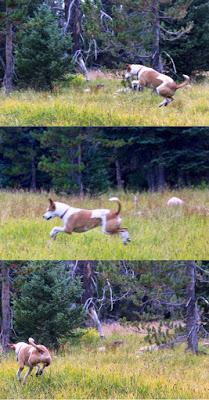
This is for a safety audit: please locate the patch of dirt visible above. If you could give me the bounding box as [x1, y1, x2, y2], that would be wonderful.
[87, 69, 122, 80]
[102, 320, 185, 336]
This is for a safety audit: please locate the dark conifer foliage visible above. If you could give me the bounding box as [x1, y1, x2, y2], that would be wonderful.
[0, 127, 209, 194]
[1, 261, 209, 353]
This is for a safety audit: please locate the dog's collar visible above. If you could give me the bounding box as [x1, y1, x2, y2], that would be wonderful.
[137, 66, 144, 74]
[60, 208, 69, 219]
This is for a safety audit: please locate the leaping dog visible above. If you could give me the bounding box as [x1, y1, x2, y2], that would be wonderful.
[8, 338, 52, 384]
[125, 64, 190, 107]
[43, 197, 130, 245]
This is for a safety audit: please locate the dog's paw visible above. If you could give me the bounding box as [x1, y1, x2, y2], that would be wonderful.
[36, 370, 43, 376]
[123, 238, 131, 245]
[50, 229, 57, 240]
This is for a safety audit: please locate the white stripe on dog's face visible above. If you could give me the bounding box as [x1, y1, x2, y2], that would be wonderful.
[125, 71, 132, 79]
[43, 210, 56, 220]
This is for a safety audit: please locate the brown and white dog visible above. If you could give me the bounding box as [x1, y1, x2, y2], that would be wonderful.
[8, 338, 52, 384]
[43, 197, 130, 245]
[125, 64, 190, 107]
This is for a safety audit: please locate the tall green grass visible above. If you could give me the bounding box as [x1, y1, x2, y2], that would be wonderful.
[0, 80, 208, 126]
[1, 188, 209, 259]
[0, 331, 209, 399]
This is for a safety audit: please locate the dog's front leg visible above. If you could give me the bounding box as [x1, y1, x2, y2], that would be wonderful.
[36, 365, 41, 376]
[38, 363, 48, 376]
[50, 226, 65, 240]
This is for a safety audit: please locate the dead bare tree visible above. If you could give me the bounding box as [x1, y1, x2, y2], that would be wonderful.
[76, 261, 105, 337]
[64, 0, 89, 79]
[139, 0, 193, 72]
[185, 261, 199, 353]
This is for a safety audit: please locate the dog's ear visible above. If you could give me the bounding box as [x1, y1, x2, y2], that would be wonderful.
[126, 64, 131, 72]
[48, 198, 55, 210]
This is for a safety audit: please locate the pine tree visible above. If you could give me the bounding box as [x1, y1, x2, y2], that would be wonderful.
[15, 4, 73, 90]
[13, 262, 84, 348]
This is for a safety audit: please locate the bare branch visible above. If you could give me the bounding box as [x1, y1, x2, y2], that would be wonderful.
[196, 265, 209, 275]
[160, 23, 193, 42]
[162, 51, 177, 74]
[64, 0, 76, 34]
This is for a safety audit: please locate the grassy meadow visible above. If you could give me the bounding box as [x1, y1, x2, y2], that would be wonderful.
[0, 78, 209, 126]
[1, 188, 209, 260]
[0, 326, 209, 399]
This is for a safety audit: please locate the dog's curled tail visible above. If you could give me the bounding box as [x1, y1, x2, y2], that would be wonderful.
[109, 197, 121, 216]
[28, 337, 43, 353]
[176, 74, 190, 89]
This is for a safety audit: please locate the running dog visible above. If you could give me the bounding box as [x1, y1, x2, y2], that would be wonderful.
[43, 197, 130, 244]
[125, 64, 190, 106]
[8, 338, 52, 384]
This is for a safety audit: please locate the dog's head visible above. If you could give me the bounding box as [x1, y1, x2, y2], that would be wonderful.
[124, 64, 144, 80]
[124, 64, 132, 80]
[43, 198, 57, 220]
[8, 343, 16, 350]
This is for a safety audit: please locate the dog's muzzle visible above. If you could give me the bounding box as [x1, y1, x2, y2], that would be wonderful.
[43, 215, 52, 220]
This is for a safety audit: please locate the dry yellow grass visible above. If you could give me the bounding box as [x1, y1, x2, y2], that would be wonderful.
[1, 188, 209, 259]
[0, 80, 208, 126]
[0, 330, 209, 399]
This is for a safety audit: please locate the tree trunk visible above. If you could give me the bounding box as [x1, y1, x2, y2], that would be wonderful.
[156, 164, 166, 191]
[64, 0, 81, 52]
[0, 264, 11, 353]
[76, 261, 94, 304]
[77, 144, 84, 198]
[3, 9, 13, 95]
[115, 158, 123, 191]
[30, 155, 37, 191]
[151, 0, 163, 72]
[64, 0, 89, 79]
[147, 167, 155, 192]
[185, 261, 198, 353]
[76, 261, 104, 337]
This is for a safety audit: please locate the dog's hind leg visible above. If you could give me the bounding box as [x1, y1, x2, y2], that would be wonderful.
[157, 84, 174, 107]
[159, 97, 173, 107]
[159, 98, 168, 107]
[17, 367, 24, 382]
[23, 366, 33, 384]
[119, 229, 131, 245]
[101, 215, 107, 234]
